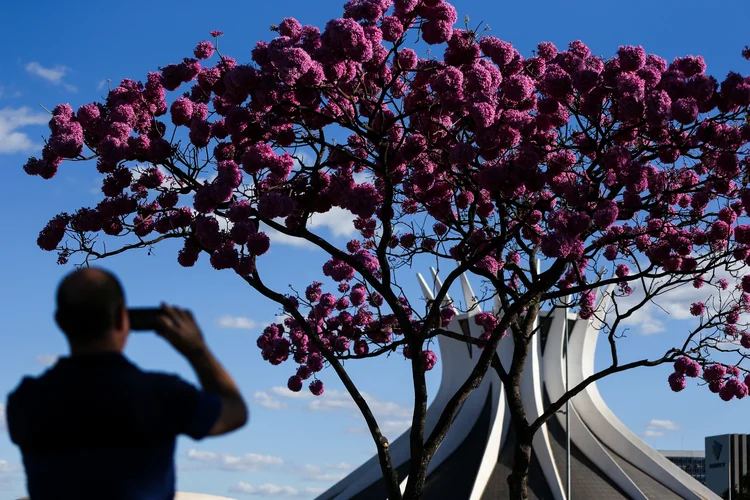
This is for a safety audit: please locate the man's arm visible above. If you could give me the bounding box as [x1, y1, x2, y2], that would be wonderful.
[183, 345, 248, 436]
[155, 304, 248, 437]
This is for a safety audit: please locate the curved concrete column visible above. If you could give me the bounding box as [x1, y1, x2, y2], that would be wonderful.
[317, 274, 719, 500]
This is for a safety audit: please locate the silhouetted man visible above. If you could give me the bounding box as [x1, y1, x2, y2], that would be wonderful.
[5, 267, 248, 499]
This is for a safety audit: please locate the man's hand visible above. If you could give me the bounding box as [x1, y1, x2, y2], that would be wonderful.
[156, 303, 249, 436]
[155, 304, 207, 357]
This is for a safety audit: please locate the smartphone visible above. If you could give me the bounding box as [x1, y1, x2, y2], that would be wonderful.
[128, 308, 163, 331]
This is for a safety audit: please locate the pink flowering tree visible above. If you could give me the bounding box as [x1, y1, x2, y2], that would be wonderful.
[23, 0, 750, 497]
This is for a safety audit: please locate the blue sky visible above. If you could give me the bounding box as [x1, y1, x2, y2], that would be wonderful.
[1, 0, 750, 498]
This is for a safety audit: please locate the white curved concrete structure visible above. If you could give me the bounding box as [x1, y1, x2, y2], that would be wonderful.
[316, 270, 720, 500]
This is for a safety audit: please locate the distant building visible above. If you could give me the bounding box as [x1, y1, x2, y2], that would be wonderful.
[660, 450, 706, 484]
[705, 434, 750, 498]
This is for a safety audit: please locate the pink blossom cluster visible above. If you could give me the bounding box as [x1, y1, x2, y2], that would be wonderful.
[255, 270, 426, 393]
[668, 356, 701, 392]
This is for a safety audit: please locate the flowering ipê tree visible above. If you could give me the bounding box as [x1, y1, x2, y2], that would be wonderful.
[23, 0, 750, 497]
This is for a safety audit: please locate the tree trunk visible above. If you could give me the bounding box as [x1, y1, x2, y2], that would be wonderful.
[507, 430, 534, 500]
[402, 456, 428, 499]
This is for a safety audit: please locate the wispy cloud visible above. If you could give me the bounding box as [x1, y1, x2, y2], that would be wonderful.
[254, 391, 288, 410]
[0, 106, 49, 153]
[0, 460, 20, 474]
[254, 386, 412, 437]
[0, 403, 5, 430]
[297, 463, 348, 482]
[0, 458, 21, 491]
[217, 315, 259, 329]
[35, 354, 58, 367]
[649, 419, 680, 431]
[229, 482, 325, 497]
[613, 268, 745, 336]
[347, 419, 411, 435]
[24, 62, 76, 92]
[186, 448, 283, 472]
[262, 207, 359, 251]
[641, 419, 680, 438]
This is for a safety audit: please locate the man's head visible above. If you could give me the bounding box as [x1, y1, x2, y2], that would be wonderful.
[54, 267, 130, 353]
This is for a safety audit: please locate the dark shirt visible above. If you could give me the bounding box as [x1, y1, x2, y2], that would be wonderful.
[5, 352, 222, 500]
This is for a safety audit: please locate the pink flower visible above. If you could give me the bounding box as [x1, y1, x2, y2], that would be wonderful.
[668, 372, 686, 392]
[593, 200, 618, 228]
[704, 364, 726, 382]
[279, 18, 303, 39]
[685, 360, 701, 378]
[719, 383, 735, 401]
[479, 37, 515, 67]
[297, 365, 313, 380]
[690, 302, 705, 316]
[615, 264, 630, 278]
[671, 97, 699, 124]
[258, 192, 296, 219]
[246, 232, 271, 256]
[170, 97, 193, 126]
[322, 18, 372, 62]
[537, 41, 558, 61]
[396, 48, 418, 69]
[381, 16, 404, 42]
[423, 350, 438, 371]
[323, 258, 355, 282]
[503, 74, 534, 103]
[288, 375, 303, 392]
[308, 352, 325, 372]
[194, 41, 215, 60]
[210, 244, 239, 270]
[421, 20, 452, 45]
[354, 339, 369, 356]
[617, 45, 646, 71]
[350, 284, 367, 306]
[309, 379, 325, 396]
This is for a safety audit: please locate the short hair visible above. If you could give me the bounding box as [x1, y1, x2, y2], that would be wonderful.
[55, 267, 126, 343]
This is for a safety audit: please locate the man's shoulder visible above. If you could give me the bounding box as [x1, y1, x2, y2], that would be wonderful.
[6, 376, 31, 404]
[139, 369, 195, 390]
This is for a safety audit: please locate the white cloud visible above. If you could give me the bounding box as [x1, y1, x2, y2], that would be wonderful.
[643, 429, 664, 437]
[253, 391, 288, 410]
[0, 106, 49, 153]
[229, 482, 324, 497]
[649, 419, 680, 431]
[286, 462, 358, 483]
[268, 386, 412, 419]
[264, 225, 318, 250]
[0, 458, 21, 492]
[269, 386, 316, 400]
[347, 419, 411, 436]
[186, 448, 283, 472]
[217, 315, 259, 329]
[308, 208, 357, 238]
[0, 460, 19, 474]
[35, 354, 58, 366]
[262, 206, 358, 250]
[97, 79, 109, 91]
[24, 62, 76, 91]
[0, 403, 5, 430]
[641, 418, 680, 438]
[612, 268, 743, 336]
